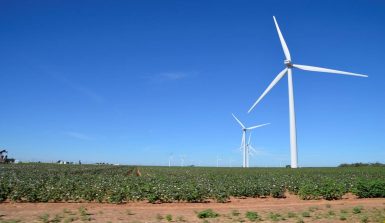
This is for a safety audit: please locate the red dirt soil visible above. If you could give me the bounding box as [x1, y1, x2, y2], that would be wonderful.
[1, 194, 385, 222]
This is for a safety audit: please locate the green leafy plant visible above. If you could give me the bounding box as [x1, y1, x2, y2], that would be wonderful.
[268, 212, 284, 221]
[245, 211, 260, 221]
[339, 214, 347, 221]
[197, 209, 219, 219]
[353, 206, 363, 214]
[1, 163, 385, 204]
[354, 179, 385, 198]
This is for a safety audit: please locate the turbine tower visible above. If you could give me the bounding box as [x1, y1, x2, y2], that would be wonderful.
[246, 133, 259, 167]
[216, 156, 221, 167]
[248, 16, 367, 168]
[168, 155, 173, 167]
[232, 113, 269, 168]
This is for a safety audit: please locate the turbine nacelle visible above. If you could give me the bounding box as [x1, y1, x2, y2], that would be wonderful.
[284, 59, 293, 68]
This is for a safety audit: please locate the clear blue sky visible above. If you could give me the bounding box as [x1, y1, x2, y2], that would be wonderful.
[1, 0, 384, 167]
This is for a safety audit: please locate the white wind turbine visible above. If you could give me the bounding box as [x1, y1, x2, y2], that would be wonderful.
[245, 133, 259, 167]
[216, 156, 221, 167]
[168, 154, 173, 167]
[232, 113, 270, 168]
[248, 16, 368, 168]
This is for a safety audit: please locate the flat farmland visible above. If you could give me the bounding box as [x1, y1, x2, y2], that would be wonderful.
[0, 164, 385, 222]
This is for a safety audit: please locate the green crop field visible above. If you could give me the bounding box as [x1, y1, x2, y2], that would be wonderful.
[0, 164, 384, 203]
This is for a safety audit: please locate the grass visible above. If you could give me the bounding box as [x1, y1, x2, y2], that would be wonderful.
[370, 208, 385, 222]
[339, 213, 347, 221]
[176, 215, 186, 222]
[245, 211, 260, 221]
[360, 215, 369, 223]
[38, 213, 50, 223]
[165, 214, 173, 222]
[231, 210, 240, 217]
[308, 206, 319, 212]
[78, 207, 91, 221]
[0, 220, 22, 223]
[268, 212, 285, 221]
[4, 203, 385, 223]
[51, 214, 63, 223]
[353, 206, 363, 214]
[327, 210, 335, 217]
[287, 212, 297, 218]
[301, 211, 311, 218]
[197, 209, 219, 219]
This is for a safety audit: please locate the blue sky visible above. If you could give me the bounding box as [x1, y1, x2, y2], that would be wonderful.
[1, 0, 384, 167]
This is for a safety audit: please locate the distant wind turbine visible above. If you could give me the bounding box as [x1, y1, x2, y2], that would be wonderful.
[216, 156, 221, 167]
[168, 155, 173, 167]
[248, 16, 368, 168]
[245, 133, 259, 167]
[232, 113, 270, 168]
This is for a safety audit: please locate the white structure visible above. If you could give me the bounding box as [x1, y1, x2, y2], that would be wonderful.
[216, 156, 221, 167]
[180, 155, 185, 167]
[245, 133, 259, 167]
[232, 113, 269, 168]
[248, 16, 367, 168]
[168, 155, 173, 167]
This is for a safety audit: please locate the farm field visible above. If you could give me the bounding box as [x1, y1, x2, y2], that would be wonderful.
[1, 164, 385, 222]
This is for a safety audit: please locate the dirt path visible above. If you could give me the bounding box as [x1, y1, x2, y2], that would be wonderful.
[1, 195, 385, 222]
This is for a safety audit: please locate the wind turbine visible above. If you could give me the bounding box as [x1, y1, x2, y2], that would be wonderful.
[180, 155, 185, 167]
[246, 133, 259, 167]
[216, 156, 222, 167]
[168, 154, 173, 167]
[232, 113, 270, 168]
[248, 16, 368, 168]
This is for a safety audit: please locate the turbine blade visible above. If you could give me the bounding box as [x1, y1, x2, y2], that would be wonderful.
[246, 123, 270, 130]
[248, 133, 252, 145]
[248, 68, 288, 113]
[292, 64, 368, 78]
[273, 16, 291, 60]
[240, 136, 244, 149]
[249, 146, 257, 156]
[232, 113, 245, 129]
